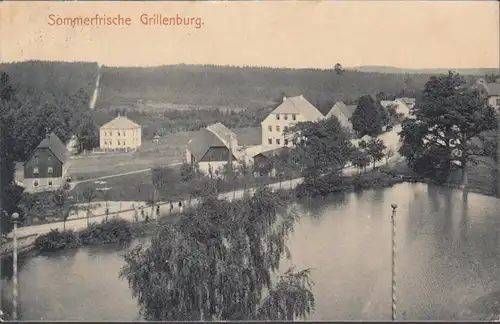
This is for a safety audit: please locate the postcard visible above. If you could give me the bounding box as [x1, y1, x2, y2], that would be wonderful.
[0, 0, 499, 322]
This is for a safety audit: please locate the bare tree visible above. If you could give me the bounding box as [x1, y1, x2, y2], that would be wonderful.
[385, 148, 395, 165]
[82, 187, 97, 227]
[150, 167, 165, 224]
[101, 189, 112, 221]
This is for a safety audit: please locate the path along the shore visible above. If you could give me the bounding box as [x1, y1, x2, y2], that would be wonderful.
[7, 154, 401, 243]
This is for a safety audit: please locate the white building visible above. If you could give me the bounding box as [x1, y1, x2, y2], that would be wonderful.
[261, 95, 324, 150]
[186, 122, 240, 175]
[325, 101, 357, 131]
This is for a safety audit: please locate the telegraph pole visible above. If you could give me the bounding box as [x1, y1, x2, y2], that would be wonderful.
[11, 212, 19, 321]
[390, 204, 397, 322]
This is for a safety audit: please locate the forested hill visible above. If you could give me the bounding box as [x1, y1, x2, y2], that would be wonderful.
[0, 61, 99, 99]
[96, 64, 433, 110]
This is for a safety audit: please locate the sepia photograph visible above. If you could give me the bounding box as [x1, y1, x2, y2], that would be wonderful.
[0, 0, 499, 321]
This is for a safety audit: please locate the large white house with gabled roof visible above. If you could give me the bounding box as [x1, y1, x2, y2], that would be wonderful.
[261, 95, 324, 150]
[99, 114, 142, 152]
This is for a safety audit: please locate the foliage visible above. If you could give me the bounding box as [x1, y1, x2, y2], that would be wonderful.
[289, 117, 354, 182]
[398, 71, 497, 187]
[120, 188, 315, 321]
[97, 65, 429, 111]
[33, 218, 136, 253]
[334, 63, 344, 75]
[350, 147, 371, 171]
[360, 138, 387, 169]
[351, 95, 389, 136]
[0, 72, 24, 234]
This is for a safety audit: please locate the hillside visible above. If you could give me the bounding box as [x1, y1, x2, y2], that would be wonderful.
[96, 64, 432, 111]
[353, 66, 500, 75]
[0, 60, 99, 100]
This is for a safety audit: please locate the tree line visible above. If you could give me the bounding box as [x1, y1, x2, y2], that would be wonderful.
[0, 70, 99, 234]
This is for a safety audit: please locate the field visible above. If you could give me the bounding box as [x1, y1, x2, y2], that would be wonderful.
[69, 126, 261, 179]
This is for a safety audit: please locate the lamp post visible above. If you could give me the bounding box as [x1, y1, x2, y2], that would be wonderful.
[390, 204, 397, 322]
[11, 212, 19, 321]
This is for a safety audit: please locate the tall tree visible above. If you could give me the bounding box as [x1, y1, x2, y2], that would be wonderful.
[351, 95, 389, 136]
[399, 71, 497, 197]
[360, 138, 387, 170]
[0, 72, 24, 234]
[288, 117, 353, 182]
[334, 63, 344, 75]
[120, 188, 315, 321]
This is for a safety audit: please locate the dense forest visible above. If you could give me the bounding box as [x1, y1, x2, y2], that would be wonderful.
[96, 64, 433, 110]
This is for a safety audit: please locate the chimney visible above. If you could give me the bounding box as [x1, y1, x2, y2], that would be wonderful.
[300, 95, 304, 99]
[283, 96, 287, 102]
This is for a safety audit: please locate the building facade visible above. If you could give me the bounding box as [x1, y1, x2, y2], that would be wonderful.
[326, 101, 357, 131]
[23, 133, 70, 192]
[186, 122, 239, 175]
[99, 115, 142, 152]
[261, 95, 324, 150]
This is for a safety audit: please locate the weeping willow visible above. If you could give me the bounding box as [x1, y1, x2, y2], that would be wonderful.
[120, 187, 315, 321]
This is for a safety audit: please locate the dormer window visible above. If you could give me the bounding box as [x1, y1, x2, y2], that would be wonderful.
[48, 155, 52, 161]
[276, 114, 280, 120]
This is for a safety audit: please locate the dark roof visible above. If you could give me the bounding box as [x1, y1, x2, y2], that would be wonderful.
[188, 128, 229, 161]
[24, 133, 69, 165]
[253, 147, 290, 159]
[232, 126, 262, 146]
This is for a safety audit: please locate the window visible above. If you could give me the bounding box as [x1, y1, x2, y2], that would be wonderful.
[33, 180, 39, 187]
[48, 180, 53, 186]
[34, 155, 39, 164]
[276, 114, 280, 120]
[496, 98, 500, 105]
[268, 138, 273, 145]
[276, 139, 281, 145]
[292, 114, 297, 121]
[284, 114, 288, 120]
[268, 125, 272, 132]
[104, 132, 107, 136]
[123, 141, 126, 146]
[33, 167, 39, 176]
[284, 139, 289, 145]
[109, 131, 112, 136]
[276, 125, 281, 132]
[118, 131, 121, 136]
[48, 167, 53, 174]
[284, 126, 289, 132]
[47, 155, 52, 161]
[117, 140, 121, 145]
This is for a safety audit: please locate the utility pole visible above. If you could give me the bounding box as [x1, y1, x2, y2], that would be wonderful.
[390, 204, 397, 322]
[11, 212, 19, 321]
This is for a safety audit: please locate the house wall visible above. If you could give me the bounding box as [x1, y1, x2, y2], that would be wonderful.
[24, 147, 63, 179]
[99, 127, 142, 151]
[23, 177, 65, 193]
[198, 161, 239, 177]
[488, 95, 500, 111]
[394, 99, 411, 116]
[261, 112, 305, 151]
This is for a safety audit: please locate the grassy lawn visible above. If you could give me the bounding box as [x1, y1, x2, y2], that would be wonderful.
[68, 126, 261, 180]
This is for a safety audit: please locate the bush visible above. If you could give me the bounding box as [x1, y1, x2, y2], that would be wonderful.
[34, 229, 80, 252]
[295, 171, 402, 198]
[34, 219, 136, 253]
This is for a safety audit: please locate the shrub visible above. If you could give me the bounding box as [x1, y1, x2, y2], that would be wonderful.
[34, 219, 136, 253]
[34, 229, 80, 252]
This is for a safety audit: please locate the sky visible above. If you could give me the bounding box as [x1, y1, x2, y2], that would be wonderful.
[1, 1, 499, 69]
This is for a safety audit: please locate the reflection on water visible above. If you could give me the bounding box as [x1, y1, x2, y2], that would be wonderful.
[4, 183, 500, 321]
